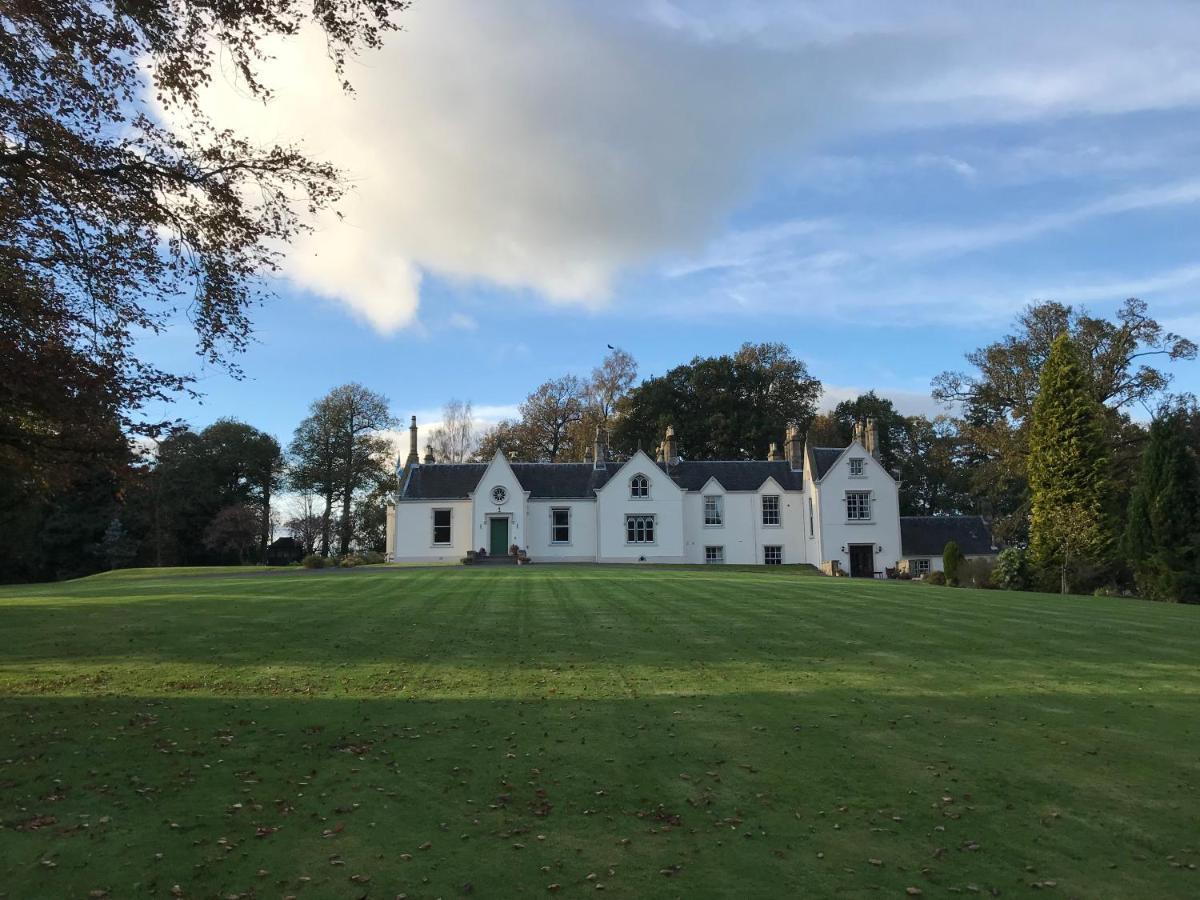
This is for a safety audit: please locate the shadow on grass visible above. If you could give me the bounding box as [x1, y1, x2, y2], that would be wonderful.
[1, 689, 1196, 899]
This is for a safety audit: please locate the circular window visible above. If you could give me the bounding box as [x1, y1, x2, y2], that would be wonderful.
[490, 486, 508, 505]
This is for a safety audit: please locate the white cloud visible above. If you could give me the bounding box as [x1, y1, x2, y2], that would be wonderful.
[190, 1, 1200, 330]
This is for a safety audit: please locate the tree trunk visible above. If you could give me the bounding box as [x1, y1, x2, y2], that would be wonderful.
[260, 477, 271, 564]
[321, 488, 333, 556]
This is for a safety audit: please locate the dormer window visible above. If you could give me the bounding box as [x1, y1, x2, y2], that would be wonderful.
[630, 474, 649, 498]
[849, 457, 864, 477]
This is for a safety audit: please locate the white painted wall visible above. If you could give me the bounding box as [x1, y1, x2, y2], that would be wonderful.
[468, 454, 530, 555]
[680, 478, 807, 564]
[595, 451, 685, 562]
[813, 441, 902, 575]
[526, 499, 598, 561]
[392, 498, 472, 561]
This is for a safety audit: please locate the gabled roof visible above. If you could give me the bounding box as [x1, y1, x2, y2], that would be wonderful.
[400, 463, 485, 500]
[661, 460, 804, 492]
[399, 461, 614, 500]
[900, 515, 997, 557]
[808, 447, 845, 480]
[399, 456, 804, 500]
[512, 463, 613, 498]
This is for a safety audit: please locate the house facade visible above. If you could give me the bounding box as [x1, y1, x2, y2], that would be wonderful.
[384, 416, 964, 575]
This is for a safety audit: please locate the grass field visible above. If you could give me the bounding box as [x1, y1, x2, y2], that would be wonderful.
[1, 566, 1198, 898]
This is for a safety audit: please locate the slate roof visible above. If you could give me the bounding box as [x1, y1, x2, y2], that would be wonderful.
[809, 447, 845, 480]
[512, 463, 613, 498]
[399, 457, 804, 500]
[900, 515, 997, 557]
[661, 460, 804, 491]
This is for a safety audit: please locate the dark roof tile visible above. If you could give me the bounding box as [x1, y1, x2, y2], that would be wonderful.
[900, 515, 997, 556]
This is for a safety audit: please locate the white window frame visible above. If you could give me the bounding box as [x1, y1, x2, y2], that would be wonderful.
[704, 545, 725, 564]
[703, 494, 724, 526]
[914, 558, 931, 575]
[849, 457, 865, 477]
[432, 508, 452, 546]
[629, 474, 650, 499]
[550, 507, 570, 544]
[764, 545, 783, 565]
[625, 514, 656, 544]
[845, 490, 872, 521]
[762, 494, 781, 527]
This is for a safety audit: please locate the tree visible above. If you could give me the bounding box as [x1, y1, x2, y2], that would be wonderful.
[428, 399, 477, 463]
[289, 401, 342, 556]
[285, 494, 324, 557]
[1124, 405, 1200, 602]
[199, 419, 282, 564]
[203, 505, 263, 565]
[805, 412, 845, 448]
[833, 391, 906, 472]
[1, 1, 408, 471]
[943, 541, 963, 586]
[99, 518, 138, 571]
[613, 343, 821, 459]
[290, 385, 396, 555]
[518, 376, 587, 462]
[587, 348, 638, 424]
[1027, 334, 1115, 592]
[1, 1, 405, 582]
[932, 299, 1195, 542]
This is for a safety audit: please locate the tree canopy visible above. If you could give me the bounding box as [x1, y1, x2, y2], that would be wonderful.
[612, 343, 821, 460]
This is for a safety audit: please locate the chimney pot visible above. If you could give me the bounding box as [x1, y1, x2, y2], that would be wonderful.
[594, 425, 609, 469]
[785, 424, 803, 471]
[663, 425, 679, 466]
[407, 415, 420, 467]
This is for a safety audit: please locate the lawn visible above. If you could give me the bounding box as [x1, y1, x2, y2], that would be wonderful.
[1, 566, 1198, 899]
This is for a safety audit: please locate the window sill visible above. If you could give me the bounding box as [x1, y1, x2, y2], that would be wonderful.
[703, 523, 724, 528]
[845, 519, 874, 525]
[761, 523, 782, 528]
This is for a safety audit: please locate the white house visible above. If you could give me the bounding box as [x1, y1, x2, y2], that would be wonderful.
[386, 417, 991, 574]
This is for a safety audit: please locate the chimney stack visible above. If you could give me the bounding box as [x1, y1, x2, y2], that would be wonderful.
[768, 442, 782, 461]
[594, 425, 608, 469]
[423, 444, 435, 465]
[865, 417, 880, 461]
[785, 424, 803, 471]
[663, 425, 679, 466]
[407, 415, 420, 467]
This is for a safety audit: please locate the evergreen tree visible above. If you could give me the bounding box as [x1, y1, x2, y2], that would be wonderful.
[943, 541, 963, 586]
[1027, 333, 1115, 592]
[1124, 408, 1200, 602]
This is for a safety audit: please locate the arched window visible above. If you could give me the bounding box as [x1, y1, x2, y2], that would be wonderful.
[630, 474, 649, 498]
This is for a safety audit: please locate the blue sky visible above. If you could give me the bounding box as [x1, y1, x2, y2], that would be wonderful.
[145, 1, 1200, 446]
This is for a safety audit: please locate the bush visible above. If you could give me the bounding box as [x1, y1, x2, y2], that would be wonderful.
[339, 555, 365, 568]
[991, 547, 1028, 590]
[924, 570, 947, 586]
[301, 554, 327, 569]
[959, 557, 996, 589]
[359, 550, 386, 565]
[943, 541, 963, 586]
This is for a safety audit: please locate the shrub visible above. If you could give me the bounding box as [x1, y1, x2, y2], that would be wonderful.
[301, 554, 327, 569]
[924, 570, 947, 586]
[943, 541, 963, 586]
[360, 550, 386, 565]
[991, 547, 1028, 591]
[959, 557, 996, 589]
[340, 555, 365, 568]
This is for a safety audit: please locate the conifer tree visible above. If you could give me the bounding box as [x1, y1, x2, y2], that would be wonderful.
[1124, 409, 1200, 602]
[1027, 333, 1114, 592]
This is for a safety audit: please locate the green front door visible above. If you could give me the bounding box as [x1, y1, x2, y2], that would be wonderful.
[489, 517, 509, 556]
